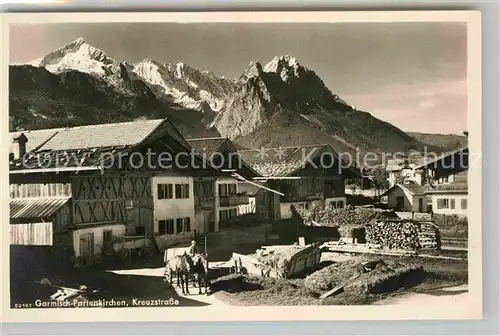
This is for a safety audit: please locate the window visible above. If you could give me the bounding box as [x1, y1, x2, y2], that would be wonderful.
[125, 200, 134, 209]
[103, 230, 113, 244]
[450, 199, 455, 209]
[175, 184, 190, 199]
[135, 226, 145, 236]
[218, 183, 237, 196]
[437, 198, 450, 209]
[461, 199, 467, 209]
[220, 209, 237, 220]
[176, 217, 191, 233]
[159, 219, 175, 235]
[330, 200, 345, 209]
[102, 230, 113, 253]
[157, 184, 173, 199]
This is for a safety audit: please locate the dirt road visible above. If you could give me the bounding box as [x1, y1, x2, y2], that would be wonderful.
[374, 285, 469, 306]
[109, 265, 227, 306]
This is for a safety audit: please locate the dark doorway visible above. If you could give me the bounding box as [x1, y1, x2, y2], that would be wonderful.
[418, 198, 424, 212]
[396, 196, 404, 211]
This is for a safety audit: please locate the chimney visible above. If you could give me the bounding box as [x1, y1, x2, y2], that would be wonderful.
[13, 133, 28, 160]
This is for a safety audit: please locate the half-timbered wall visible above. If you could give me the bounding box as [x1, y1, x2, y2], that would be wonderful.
[71, 174, 154, 236]
[9, 183, 71, 199]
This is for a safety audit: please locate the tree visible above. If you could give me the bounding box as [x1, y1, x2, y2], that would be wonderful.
[369, 167, 390, 199]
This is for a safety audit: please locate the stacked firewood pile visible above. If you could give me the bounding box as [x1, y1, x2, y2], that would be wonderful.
[365, 220, 441, 250]
[296, 207, 398, 237]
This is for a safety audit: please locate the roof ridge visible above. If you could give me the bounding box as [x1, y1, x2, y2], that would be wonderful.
[186, 137, 227, 141]
[239, 143, 330, 152]
[9, 119, 166, 136]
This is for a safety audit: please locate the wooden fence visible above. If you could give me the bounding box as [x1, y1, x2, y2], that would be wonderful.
[9, 222, 53, 246]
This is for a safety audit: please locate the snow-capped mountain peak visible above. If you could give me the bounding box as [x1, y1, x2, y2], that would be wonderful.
[241, 61, 263, 79]
[29, 37, 117, 76]
[264, 55, 299, 72]
[263, 55, 303, 82]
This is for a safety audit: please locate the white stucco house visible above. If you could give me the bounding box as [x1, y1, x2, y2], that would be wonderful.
[381, 182, 429, 213]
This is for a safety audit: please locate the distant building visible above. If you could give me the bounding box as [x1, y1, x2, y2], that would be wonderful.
[383, 148, 468, 217]
[238, 144, 359, 222]
[414, 148, 468, 217]
[385, 157, 426, 187]
[381, 182, 429, 212]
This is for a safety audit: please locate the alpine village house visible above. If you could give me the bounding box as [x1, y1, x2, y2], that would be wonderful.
[382, 147, 469, 218]
[238, 144, 359, 223]
[8, 119, 256, 268]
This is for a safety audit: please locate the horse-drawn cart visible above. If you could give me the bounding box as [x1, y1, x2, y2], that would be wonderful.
[163, 247, 211, 296]
[230, 243, 322, 279]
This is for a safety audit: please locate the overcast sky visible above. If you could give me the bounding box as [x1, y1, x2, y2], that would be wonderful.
[10, 22, 467, 135]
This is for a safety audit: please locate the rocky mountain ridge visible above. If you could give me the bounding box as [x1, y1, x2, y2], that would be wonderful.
[12, 37, 449, 154]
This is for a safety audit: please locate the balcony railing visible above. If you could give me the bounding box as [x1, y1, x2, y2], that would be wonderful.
[195, 197, 215, 209]
[219, 194, 250, 207]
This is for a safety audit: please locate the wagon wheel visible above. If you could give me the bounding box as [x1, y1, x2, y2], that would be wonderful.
[142, 246, 154, 259]
[119, 249, 131, 260]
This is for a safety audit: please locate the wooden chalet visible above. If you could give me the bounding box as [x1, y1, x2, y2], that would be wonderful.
[9, 119, 233, 266]
[238, 144, 359, 222]
[186, 137, 260, 229]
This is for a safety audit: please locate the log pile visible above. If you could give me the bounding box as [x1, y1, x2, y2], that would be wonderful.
[296, 207, 398, 237]
[365, 220, 440, 250]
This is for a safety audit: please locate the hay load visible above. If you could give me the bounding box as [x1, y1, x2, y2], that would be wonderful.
[255, 244, 322, 279]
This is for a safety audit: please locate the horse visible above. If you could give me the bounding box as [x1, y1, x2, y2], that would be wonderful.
[187, 253, 210, 295]
[164, 252, 191, 295]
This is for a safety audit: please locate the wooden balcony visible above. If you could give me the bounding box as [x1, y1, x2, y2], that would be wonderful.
[195, 197, 215, 210]
[219, 194, 250, 207]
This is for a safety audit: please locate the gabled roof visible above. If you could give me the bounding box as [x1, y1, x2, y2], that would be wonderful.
[10, 197, 70, 219]
[238, 181, 263, 196]
[382, 182, 429, 197]
[9, 119, 193, 173]
[187, 137, 261, 178]
[238, 144, 358, 178]
[36, 119, 166, 151]
[186, 137, 227, 156]
[413, 147, 469, 170]
[9, 128, 62, 154]
[428, 183, 468, 194]
[239, 144, 337, 177]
